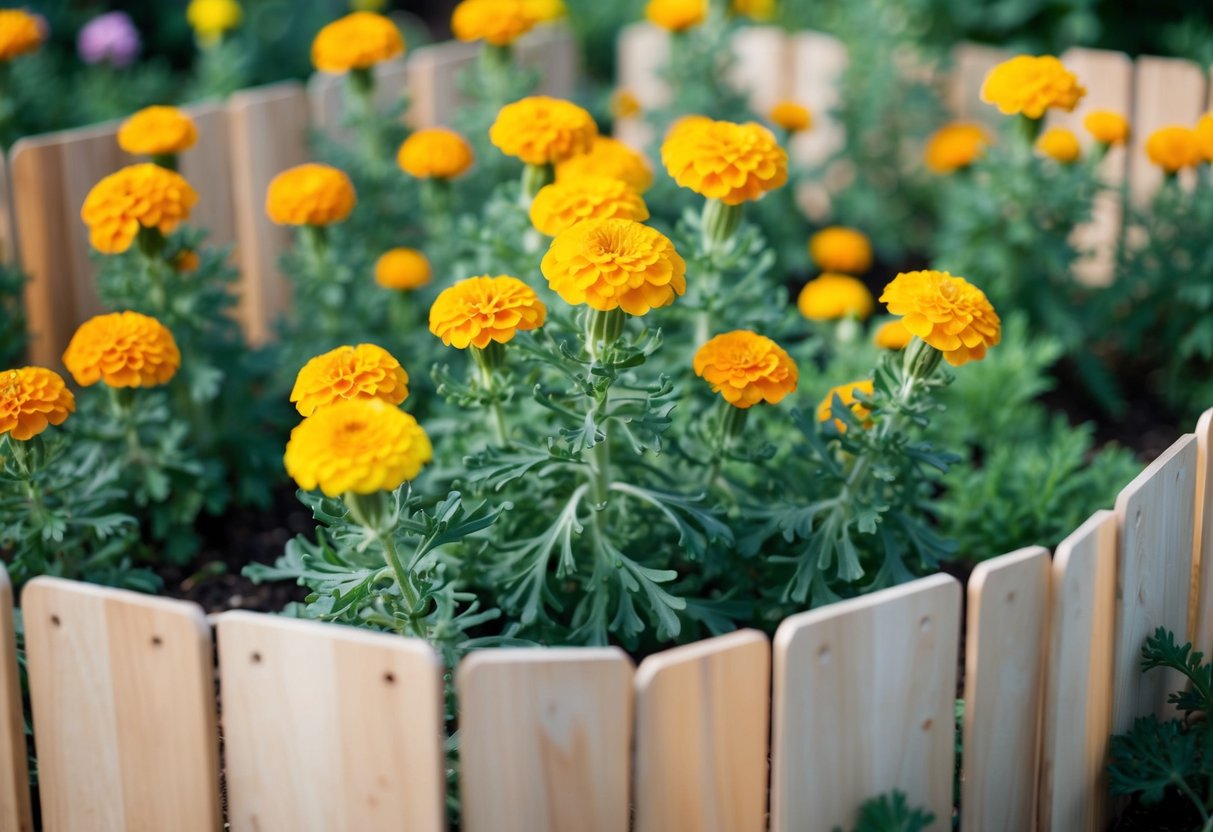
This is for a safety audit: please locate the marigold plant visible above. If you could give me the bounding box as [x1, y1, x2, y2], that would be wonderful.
[0, 10, 42, 61]
[980, 55, 1085, 119]
[879, 270, 1001, 366]
[612, 89, 641, 120]
[118, 106, 199, 157]
[375, 248, 431, 291]
[489, 96, 598, 166]
[397, 128, 475, 180]
[81, 164, 199, 254]
[1036, 127, 1081, 163]
[817, 379, 875, 431]
[661, 118, 788, 205]
[62, 311, 181, 388]
[266, 163, 357, 226]
[645, 0, 707, 32]
[1145, 125, 1202, 173]
[556, 136, 653, 193]
[290, 343, 409, 417]
[924, 123, 989, 173]
[311, 12, 404, 74]
[693, 330, 798, 408]
[1084, 110, 1129, 146]
[1197, 114, 1213, 162]
[187, 0, 243, 43]
[0, 367, 75, 441]
[429, 275, 547, 349]
[769, 101, 811, 134]
[808, 226, 872, 275]
[797, 273, 875, 321]
[529, 177, 649, 237]
[451, 0, 538, 46]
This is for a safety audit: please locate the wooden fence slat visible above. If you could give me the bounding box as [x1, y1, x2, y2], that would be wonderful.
[633, 630, 770, 832]
[21, 577, 220, 832]
[0, 152, 17, 266]
[457, 647, 633, 832]
[217, 612, 445, 832]
[1112, 433, 1198, 733]
[0, 566, 31, 832]
[177, 102, 238, 271]
[1038, 511, 1117, 832]
[307, 58, 411, 140]
[729, 26, 792, 117]
[948, 42, 1014, 124]
[516, 24, 580, 103]
[613, 22, 671, 151]
[788, 30, 847, 168]
[1192, 409, 1213, 657]
[961, 547, 1050, 831]
[1128, 57, 1207, 202]
[770, 573, 961, 832]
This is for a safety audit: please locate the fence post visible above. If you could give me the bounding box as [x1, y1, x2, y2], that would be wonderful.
[0, 565, 31, 832]
[1191, 409, 1213, 657]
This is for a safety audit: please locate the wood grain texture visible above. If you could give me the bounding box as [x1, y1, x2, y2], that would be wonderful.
[961, 547, 1051, 832]
[729, 26, 792, 116]
[633, 630, 770, 832]
[458, 647, 634, 832]
[22, 577, 220, 832]
[1192, 409, 1213, 656]
[613, 22, 670, 151]
[948, 42, 1013, 123]
[0, 566, 32, 832]
[217, 612, 446, 832]
[770, 574, 961, 832]
[1128, 57, 1207, 202]
[1038, 511, 1117, 832]
[1112, 433, 1197, 733]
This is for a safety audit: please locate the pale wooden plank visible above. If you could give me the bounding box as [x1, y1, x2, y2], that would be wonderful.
[217, 612, 445, 832]
[458, 647, 633, 832]
[961, 546, 1050, 832]
[517, 24, 579, 103]
[22, 577, 220, 832]
[788, 30, 847, 168]
[1038, 511, 1117, 832]
[949, 42, 1014, 125]
[770, 573, 961, 832]
[0, 152, 17, 265]
[633, 630, 770, 832]
[177, 102, 238, 259]
[1112, 433, 1198, 733]
[1128, 57, 1206, 202]
[613, 22, 669, 152]
[0, 566, 32, 832]
[1192, 409, 1213, 656]
[729, 26, 792, 116]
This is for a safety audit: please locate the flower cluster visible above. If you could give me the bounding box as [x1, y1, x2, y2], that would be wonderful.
[798, 274, 874, 321]
[187, 0, 243, 44]
[924, 123, 989, 174]
[397, 128, 475, 180]
[880, 270, 1001, 366]
[375, 248, 432, 291]
[62, 311, 181, 388]
[452, 0, 538, 46]
[266, 163, 357, 226]
[529, 177, 649, 236]
[429, 276, 547, 349]
[0, 367, 75, 441]
[1145, 125, 1202, 173]
[489, 96, 598, 166]
[118, 106, 198, 157]
[809, 226, 872, 274]
[290, 344, 409, 417]
[645, 0, 707, 32]
[311, 12, 404, 74]
[980, 55, 1085, 119]
[0, 10, 42, 62]
[693, 331, 798, 408]
[556, 136, 653, 193]
[661, 118, 788, 205]
[81, 164, 199, 254]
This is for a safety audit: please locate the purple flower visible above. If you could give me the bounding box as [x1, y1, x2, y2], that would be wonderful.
[77, 11, 142, 68]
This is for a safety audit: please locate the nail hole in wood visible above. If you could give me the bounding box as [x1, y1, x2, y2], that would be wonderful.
[150, 635, 163, 647]
[1005, 590, 1017, 604]
[383, 672, 396, 685]
[919, 615, 931, 632]
[251, 651, 262, 664]
[921, 718, 934, 731]
[50, 614, 60, 627]
[817, 644, 831, 664]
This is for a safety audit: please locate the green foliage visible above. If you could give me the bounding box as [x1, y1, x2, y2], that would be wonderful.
[0, 263, 25, 369]
[833, 790, 937, 832]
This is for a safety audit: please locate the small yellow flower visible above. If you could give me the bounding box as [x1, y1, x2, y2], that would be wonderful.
[661, 118, 788, 205]
[451, 0, 538, 46]
[525, 0, 566, 21]
[529, 177, 649, 237]
[118, 106, 199, 157]
[1196, 114, 1213, 162]
[429, 276, 547, 349]
[375, 248, 431, 291]
[1083, 110, 1129, 146]
[693, 330, 798, 409]
[1145, 125, 1202, 173]
[879, 270, 1001, 366]
[646, 0, 707, 32]
[397, 127, 475, 179]
[732, 0, 775, 19]
[980, 55, 1085, 119]
[311, 12, 404, 74]
[817, 379, 875, 431]
[873, 319, 913, 350]
[81, 164, 199, 255]
[612, 89, 642, 120]
[0, 10, 42, 61]
[797, 274, 874, 321]
[808, 226, 872, 275]
[63, 311, 180, 388]
[556, 136, 654, 193]
[172, 249, 200, 273]
[284, 398, 432, 497]
[290, 343, 409, 417]
[541, 218, 686, 316]
[1, 367, 75, 441]
[1036, 127, 1081, 163]
[769, 101, 811, 134]
[187, 0, 242, 44]
[489, 96, 598, 166]
[923, 123, 989, 174]
[266, 163, 357, 226]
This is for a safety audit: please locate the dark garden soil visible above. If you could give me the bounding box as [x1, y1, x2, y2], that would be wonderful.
[1112, 794, 1206, 830]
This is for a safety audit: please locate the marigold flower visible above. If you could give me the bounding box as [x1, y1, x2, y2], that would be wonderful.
[1146, 125, 1202, 173]
[612, 89, 641, 120]
[266, 163, 356, 226]
[1083, 110, 1129, 146]
[63, 311, 180, 388]
[429, 275, 547, 349]
[556, 136, 654, 193]
[1036, 127, 1081, 163]
[529, 177, 649, 237]
[661, 118, 788, 205]
[646, 0, 706, 31]
[187, 0, 243, 43]
[172, 249, 200, 273]
[817, 379, 875, 431]
[526, 0, 566, 21]
[489, 96, 598, 166]
[808, 226, 872, 275]
[980, 55, 1085, 119]
[81, 163, 199, 255]
[797, 273, 874, 321]
[375, 248, 431, 291]
[693, 330, 797, 409]
[769, 101, 811, 133]
[397, 127, 474, 179]
[451, 0, 537, 46]
[665, 114, 713, 144]
[733, 0, 775, 19]
[118, 106, 198, 157]
[879, 270, 1001, 366]
[1196, 114, 1213, 162]
[541, 218, 686, 316]
[311, 12, 404, 74]
[290, 343, 409, 417]
[0, 10, 42, 61]
[284, 398, 432, 497]
[924, 123, 989, 174]
[873, 319, 913, 350]
[1, 367, 75, 441]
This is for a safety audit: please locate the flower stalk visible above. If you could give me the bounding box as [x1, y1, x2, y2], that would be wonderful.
[346, 490, 425, 636]
[471, 341, 511, 446]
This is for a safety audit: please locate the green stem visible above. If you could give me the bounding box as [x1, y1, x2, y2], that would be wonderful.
[705, 402, 746, 487]
[520, 163, 554, 206]
[472, 342, 510, 446]
[348, 67, 382, 163]
[479, 43, 515, 109]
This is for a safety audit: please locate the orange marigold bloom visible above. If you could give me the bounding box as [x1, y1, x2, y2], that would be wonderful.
[62, 311, 180, 388]
[646, 0, 706, 31]
[541, 218, 686, 316]
[661, 118, 788, 205]
[81, 163, 199, 255]
[556, 136, 654, 193]
[0, 10, 42, 62]
[311, 12, 404, 74]
[118, 106, 198, 157]
[451, 0, 537, 46]
[879, 270, 1001, 366]
[284, 398, 432, 497]
[1146, 125, 1202, 173]
[769, 101, 811, 134]
[733, 0, 775, 19]
[808, 226, 872, 275]
[0, 367, 75, 441]
[1084, 110, 1129, 146]
[873, 319, 913, 350]
[693, 330, 798, 409]
[266, 163, 357, 226]
[375, 248, 431, 290]
[529, 177, 649, 237]
[525, 0, 566, 21]
[797, 273, 874, 321]
[612, 89, 641, 120]
[980, 55, 1085, 120]
[1196, 114, 1213, 162]
[924, 123, 989, 174]
[429, 275, 547, 349]
[1036, 127, 1081, 163]
[665, 114, 713, 144]
[817, 379, 875, 431]
[489, 96, 598, 166]
[172, 249, 200, 273]
[290, 343, 409, 417]
[397, 128, 474, 179]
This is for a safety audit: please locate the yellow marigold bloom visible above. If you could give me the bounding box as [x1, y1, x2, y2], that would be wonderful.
[451, 0, 537, 46]
[980, 55, 1085, 120]
[526, 0, 566, 21]
[1, 367, 75, 441]
[311, 12, 404, 74]
[0, 10, 42, 61]
[172, 249, 200, 273]
[797, 273, 874, 321]
[646, 0, 706, 32]
[1146, 125, 1203, 173]
[118, 106, 198, 157]
[429, 275, 547, 349]
[612, 89, 641, 120]
[375, 248, 431, 291]
[873, 319, 913, 350]
[733, 0, 775, 19]
[1036, 127, 1081, 163]
[661, 118, 788, 205]
[266, 163, 356, 226]
[879, 270, 1001, 366]
[769, 101, 811, 134]
[808, 226, 872, 275]
[1196, 114, 1213, 162]
[556, 136, 654, 193]
[541, 218, 686, 316]
[62, 311, 180, 388]
[284, 398, 432, 497]
[397, 127, 474, 179]
[187, 0, 243, 42]
[81, 163, 199, 255]
[489, 96, 598, 166]
[1083, 110, 1129, 146]
[529, 177, 649, 237]
[693, 330, 798, 409]
[290, 343, 409, 417]
[817, 379, 875, 431]
[924, 122, 989, 173]
[666, 114, 713, 144]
